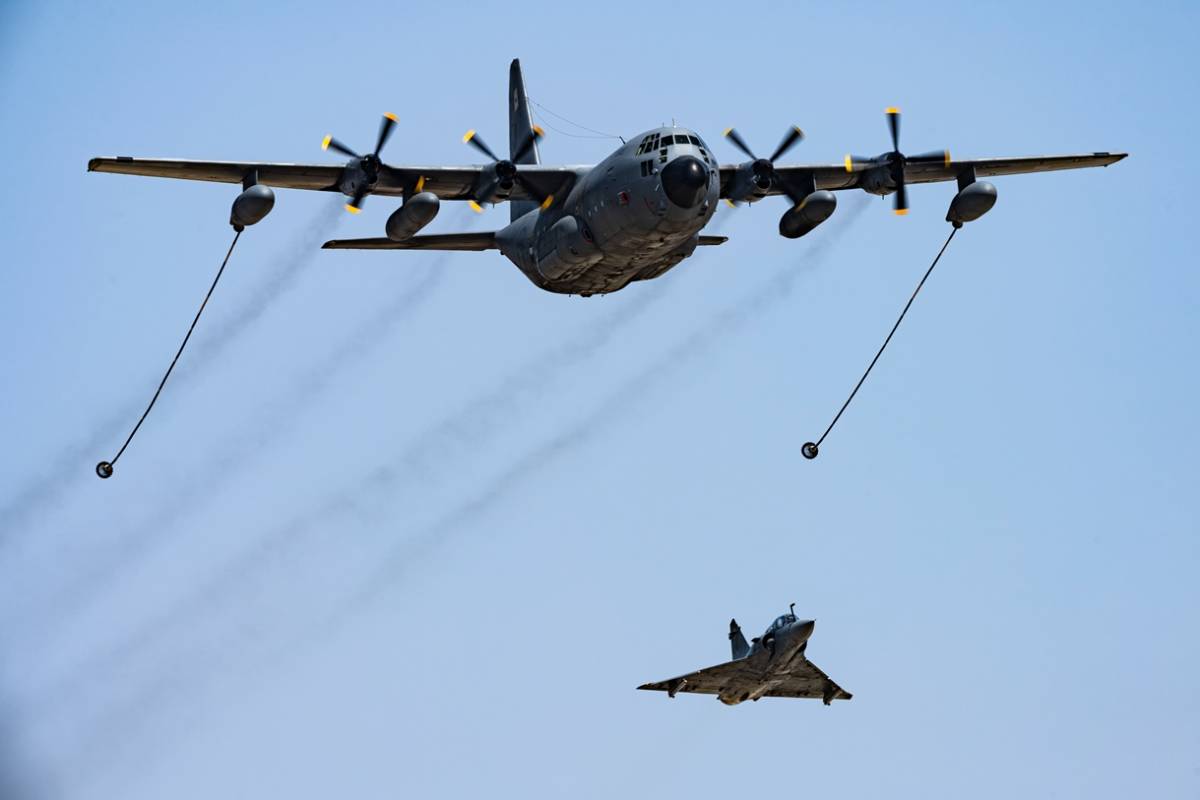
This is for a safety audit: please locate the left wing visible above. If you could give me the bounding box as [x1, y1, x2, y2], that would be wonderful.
[720, 152, 1127, 198]
[87, 158, 583, 202]
[763, 658, 853, 704]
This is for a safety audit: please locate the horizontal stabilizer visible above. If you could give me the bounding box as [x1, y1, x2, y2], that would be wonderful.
[323, 233, 497, 251]
[698, 235, 728, 246]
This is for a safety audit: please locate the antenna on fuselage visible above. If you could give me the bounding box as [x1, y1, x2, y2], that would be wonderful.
[789, 602, 796, 617]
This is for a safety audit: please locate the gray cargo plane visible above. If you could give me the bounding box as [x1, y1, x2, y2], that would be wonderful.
[639, 606, 851, 706]
[88, 60, 1125, 297]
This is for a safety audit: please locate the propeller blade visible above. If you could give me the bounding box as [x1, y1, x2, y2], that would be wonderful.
[322, 135, 360, 159]
[768, 126, 804, 164]
[906, 149, 951, 166]
[513, 173, 551, 209]
[374, 112, 398, 156]
[844, 154, 874, 173]
[345, 185, 369, 214]
[893, 180, 908, 215]
[511, 125, 544, 164]
[468, 200, 485, 214]
[723, 128, 757, 161]
[462, 129, 500, 162]
[885, 107, 901, 152]
[772, 170, 805, 205]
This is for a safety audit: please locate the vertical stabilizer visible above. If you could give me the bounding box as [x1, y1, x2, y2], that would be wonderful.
[729, 619, 750, 660]
[509, 58, 540, 222]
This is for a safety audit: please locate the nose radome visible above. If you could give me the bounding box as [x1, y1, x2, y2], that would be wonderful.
[796, 619, 815, 639]
[661, 155, 708, 209]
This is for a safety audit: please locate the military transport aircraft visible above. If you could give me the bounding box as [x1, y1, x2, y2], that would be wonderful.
[639, 605, 851, 705]
[88, 59, 1125, 297]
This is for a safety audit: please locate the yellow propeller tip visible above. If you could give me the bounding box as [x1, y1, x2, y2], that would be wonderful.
[533, 125, 545, 137]
[944, 150, 952, 166]
[383, 112, 397, 122]
[462, 129, 476, 143]
[886, 106, 900, 114]
[540, 195, 554, 210]
[724, 198, 737, 208]
[321, 135, 332, 151]
[894, 208, 909, 216]
[344, 204, 362, 214]
[844, 155, 854, 173]
[415, 175, 425, 192]
[722, 127, 733, 137]
[468, 200, 484, 213]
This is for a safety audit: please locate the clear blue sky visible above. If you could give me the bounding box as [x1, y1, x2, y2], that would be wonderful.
[1, 1, 1196, 797]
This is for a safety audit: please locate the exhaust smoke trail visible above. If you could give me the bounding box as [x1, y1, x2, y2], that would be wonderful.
[36, 199, 868, 784]
[0, 201, 345, 545]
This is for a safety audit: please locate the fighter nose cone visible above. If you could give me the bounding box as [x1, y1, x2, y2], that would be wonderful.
[661, 155, 708, 209]
[796, 619, 815, 640]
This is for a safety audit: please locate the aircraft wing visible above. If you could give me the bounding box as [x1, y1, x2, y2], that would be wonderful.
[762, 658, 853, 703]
[722, 152, 1126, 197]
[638, 659, 751, 697]
[87, 157, 583, 202]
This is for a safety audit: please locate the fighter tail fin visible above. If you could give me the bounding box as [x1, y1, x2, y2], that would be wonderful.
[729, 619, 750, 660]
[508, 58, 540, 222]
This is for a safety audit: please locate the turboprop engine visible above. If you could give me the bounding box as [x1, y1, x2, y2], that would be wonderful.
[386, 192, 440, 241]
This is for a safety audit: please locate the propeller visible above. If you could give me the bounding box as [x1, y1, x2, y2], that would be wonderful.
[722, 125, 806, 205]
[461, 125, 554, 212]
[321, 112, 399, 213]
[844, 107, 950, 215]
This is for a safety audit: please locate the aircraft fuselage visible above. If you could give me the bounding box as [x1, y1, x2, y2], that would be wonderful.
[496, 127, 720, 296]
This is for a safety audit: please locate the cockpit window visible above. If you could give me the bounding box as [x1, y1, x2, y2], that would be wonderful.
[687, 135, 701, 145]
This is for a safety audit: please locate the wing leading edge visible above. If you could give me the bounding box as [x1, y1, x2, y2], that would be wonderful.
[721, 151, 1127, 198]
[88, 157, 583, 203]
[639, 657, 851, 704]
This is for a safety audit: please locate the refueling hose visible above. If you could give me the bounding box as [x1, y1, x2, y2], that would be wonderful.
[802, 223, 960, 460]
[96, 229, 242, 478]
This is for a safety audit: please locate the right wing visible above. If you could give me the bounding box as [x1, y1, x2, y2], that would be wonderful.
[638, 659, 753, 697]
[88, 157, 583, 202]
[763, 658, 853, 704]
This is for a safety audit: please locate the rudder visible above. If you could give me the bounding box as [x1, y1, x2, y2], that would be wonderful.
[729, 619, 750, 660]
[509, 58, 541, 222]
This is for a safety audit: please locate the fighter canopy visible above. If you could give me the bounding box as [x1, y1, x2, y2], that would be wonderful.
[845, 107, 951, 215]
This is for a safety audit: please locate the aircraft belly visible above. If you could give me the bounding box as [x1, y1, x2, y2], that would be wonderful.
[548, 219, 706, 295]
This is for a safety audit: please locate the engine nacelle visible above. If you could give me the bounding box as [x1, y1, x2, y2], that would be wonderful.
[858, 166, 895, 196]
[535, 215, 601, 281]
[778, 191, 837, 239]
[946, 181, 997, 224]
[386, 192, 440, 241]
[230, 184, 275, 229]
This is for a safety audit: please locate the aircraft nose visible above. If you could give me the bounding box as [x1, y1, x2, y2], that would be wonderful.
[661, 155, 709, 209]
[795, 619, 815, 640]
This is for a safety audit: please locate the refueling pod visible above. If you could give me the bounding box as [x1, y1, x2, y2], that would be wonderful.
[230, 184, 275, 230]
[779, 190, 837, 239]
[386, 191, 440, 241]
[946, 181, 997, 225]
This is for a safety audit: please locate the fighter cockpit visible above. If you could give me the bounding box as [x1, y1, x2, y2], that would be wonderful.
[766, 612, 798, 634]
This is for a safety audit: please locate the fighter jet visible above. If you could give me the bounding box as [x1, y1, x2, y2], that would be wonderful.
[639, 605, 851, 706]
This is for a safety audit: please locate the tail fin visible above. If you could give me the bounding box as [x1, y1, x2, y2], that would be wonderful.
[729, 619, 750, 660]
[509, 58, 540, 222]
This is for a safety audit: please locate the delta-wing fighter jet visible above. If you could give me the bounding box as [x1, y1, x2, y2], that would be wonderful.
[639, 605, 851, 706]
[88, 59, 1125, 297]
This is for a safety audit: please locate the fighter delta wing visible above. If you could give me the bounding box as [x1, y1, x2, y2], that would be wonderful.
[639, 608, 852, 706]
